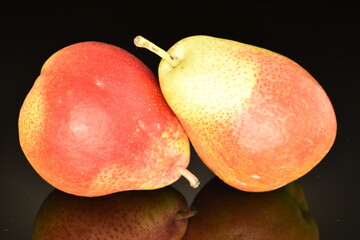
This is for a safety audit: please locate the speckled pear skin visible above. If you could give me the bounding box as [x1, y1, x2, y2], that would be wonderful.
[182, 178, 319, 240]
[18, 42, 190, 197]
[158, 35, 337, 192]
[33, 187, 191, 240]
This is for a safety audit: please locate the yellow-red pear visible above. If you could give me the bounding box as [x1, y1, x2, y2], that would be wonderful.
[135, 35, 337, 192]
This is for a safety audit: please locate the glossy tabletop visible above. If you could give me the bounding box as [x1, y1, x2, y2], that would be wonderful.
[1, 3, 359, 239]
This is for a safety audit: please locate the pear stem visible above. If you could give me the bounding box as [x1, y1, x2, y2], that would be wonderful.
[177, 167, 200, 188]
[175, 209, 197, 220]
[134, 35, 180, 68]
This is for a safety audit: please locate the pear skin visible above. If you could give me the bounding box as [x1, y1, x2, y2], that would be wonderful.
[135, 35, 337, 192]
[33, 187, 194, 240]
[19, 41, 199, 197]
[182, 178, 319, 240]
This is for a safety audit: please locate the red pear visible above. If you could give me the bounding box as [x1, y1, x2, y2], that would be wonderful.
[183, 178, 319, 240]
[18, 41, 198, 197]
[33, 187, 194, 240]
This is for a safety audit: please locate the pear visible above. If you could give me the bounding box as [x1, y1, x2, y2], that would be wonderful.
[18, 41, 199, 197]
[33, 187, 195, 240]
[134, 35, 337, 192]
[182, 177, 319, 240]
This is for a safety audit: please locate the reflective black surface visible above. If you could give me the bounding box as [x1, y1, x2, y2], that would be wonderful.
[1, 3, 359, 239]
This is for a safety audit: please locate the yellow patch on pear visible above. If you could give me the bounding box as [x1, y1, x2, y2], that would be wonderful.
[159, 36, 258, 124]
[18, 78, 46, 154]
[89, 124, 190, 195]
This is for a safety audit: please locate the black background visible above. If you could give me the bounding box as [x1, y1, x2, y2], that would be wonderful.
[1, 3, 359, 239]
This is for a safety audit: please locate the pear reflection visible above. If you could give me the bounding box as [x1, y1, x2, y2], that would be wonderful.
[33, 186, 193, 240]
[183, 178, 319, 240]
